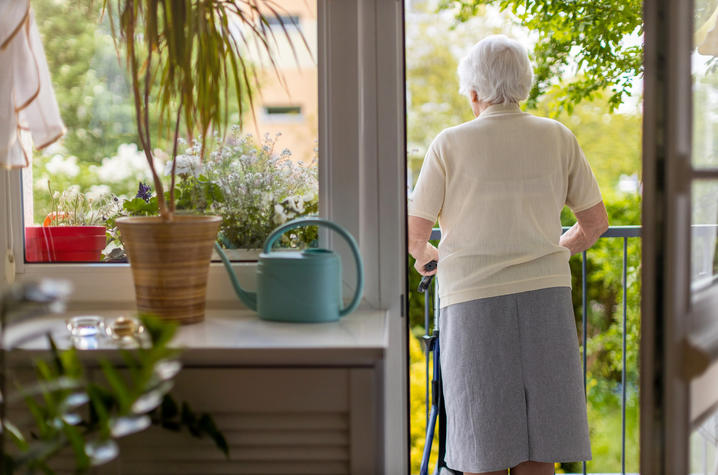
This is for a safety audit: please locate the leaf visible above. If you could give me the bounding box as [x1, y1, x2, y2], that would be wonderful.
[62, 421, 90, 470]
[109, 415, 151, 438]
[23, 396, 51, 438]
[180, 402, 199, 437]
[87, 384, 112, 439]
[9, 377, 82, 403]
[4, 420, 28, 451]
[139, 314, 176, 348]
[160, 394, 178, 420]
[123, 196, 158, 215]
[59, 347, 83, 380]
[198, 413, 229, 457]
[47, 336, 64, 375]
[98, 360, 131, 412]
[84, 438, 119, 466]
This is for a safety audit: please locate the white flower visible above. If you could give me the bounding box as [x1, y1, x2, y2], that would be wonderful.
[302, 191, 316, 203]
[92, 143, 152, 183]
[45, 154, 80, 177]
[65, 184, 81, 197]
[87, 185, 111, 201]
[273, 204, 287, 225]
[261, 192, 273, 207]
[164, 154, 200, 177]
[286, 196, 304, 213]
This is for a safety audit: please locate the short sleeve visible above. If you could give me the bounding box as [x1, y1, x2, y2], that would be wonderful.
[408, 141, 446, 222]
[565, 133, 603, 212]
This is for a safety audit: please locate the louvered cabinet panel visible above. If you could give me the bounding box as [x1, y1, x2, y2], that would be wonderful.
[107, 367, 380, 474]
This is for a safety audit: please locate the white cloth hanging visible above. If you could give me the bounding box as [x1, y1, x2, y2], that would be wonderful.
[0, 0, 65, 169]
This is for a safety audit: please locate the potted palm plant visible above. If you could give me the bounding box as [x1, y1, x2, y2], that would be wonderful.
[104, 1, 304, 323]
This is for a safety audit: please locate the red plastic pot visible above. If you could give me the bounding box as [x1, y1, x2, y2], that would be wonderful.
[25, 226, 107, 262]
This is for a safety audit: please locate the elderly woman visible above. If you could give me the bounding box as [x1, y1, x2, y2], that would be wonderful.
[408, 35, 608, 475]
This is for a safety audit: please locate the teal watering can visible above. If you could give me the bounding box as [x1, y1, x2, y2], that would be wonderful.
[214, 217, 364, 323]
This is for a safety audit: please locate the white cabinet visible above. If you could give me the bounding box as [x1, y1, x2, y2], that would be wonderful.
[5, 309, 388, 474]
[112, 367, 383, 474]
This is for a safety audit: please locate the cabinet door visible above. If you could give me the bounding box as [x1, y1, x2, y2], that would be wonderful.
[111, 367, 379, 475]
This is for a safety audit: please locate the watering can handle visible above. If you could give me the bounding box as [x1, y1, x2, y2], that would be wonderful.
[263, 217, 364, 317]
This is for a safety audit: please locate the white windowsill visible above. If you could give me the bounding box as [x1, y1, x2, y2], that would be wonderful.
[5, 308, 388, 367]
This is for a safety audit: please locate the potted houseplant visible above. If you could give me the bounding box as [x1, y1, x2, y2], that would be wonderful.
[179, 132, 319, 260]
[25, 183, 118, 263]
[103, 1, 305, 323]
[0, 281, 228, 473]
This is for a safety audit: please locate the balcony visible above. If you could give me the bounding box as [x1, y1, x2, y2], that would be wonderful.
[414, 226, 644, 475]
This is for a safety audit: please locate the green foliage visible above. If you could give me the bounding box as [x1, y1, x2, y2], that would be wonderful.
[100, 133, 319, 260]
[406, 0, 504, 181]
[408, 334, 439, 474]
[174, 175, 225, 213]
[102, 0, 309, 219]
[31, 143, 154, 225]
[33, 0, 138, 162]
[3, 316, 228, 473]
[121, 196, 159, 216]
[194, 132, 320, 249]
[42, 182, 122, 227]
[439, 0, 643, 113]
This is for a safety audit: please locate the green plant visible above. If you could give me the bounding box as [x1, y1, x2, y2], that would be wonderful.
[438, 0, 643, 113]
[102, 182, 160, 261]
[0, 282, 227, 474]
[43, 181, 121, 227]
[188, 131, 319, 249]
[103, 0, 309, 221]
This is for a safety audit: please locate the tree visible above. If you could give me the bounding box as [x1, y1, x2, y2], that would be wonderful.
[406, 0, 520, 181]
[33, 0, 138, 162]
[439, 0, 643, 113]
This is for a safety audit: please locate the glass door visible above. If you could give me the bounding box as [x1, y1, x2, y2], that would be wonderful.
[642, 0, 718, 473]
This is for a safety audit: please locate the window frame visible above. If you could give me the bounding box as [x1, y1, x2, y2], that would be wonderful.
[0, 0, 408, 471]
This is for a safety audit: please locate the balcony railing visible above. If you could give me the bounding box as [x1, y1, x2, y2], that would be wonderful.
[420, 225, 641, 475]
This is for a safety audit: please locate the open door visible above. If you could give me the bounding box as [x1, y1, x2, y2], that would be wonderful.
[642, 0, 718, 473]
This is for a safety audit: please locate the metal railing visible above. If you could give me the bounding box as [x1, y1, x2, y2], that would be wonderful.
[421, 225, 642, 475]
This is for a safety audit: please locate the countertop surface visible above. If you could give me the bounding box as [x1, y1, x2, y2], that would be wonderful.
[4, 308, 388, 367]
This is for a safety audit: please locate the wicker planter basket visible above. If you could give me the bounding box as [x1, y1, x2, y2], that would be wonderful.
[117, 215, 221, 324]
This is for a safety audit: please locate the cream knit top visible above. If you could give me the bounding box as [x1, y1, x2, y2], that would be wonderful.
[409, 102, 603, 307]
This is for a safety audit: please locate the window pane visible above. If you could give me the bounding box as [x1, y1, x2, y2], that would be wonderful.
[24, 0, 318, 263]
[691, 410, 718, 474]
[693, 0, 718, 168]
[692, 181, 718, 292]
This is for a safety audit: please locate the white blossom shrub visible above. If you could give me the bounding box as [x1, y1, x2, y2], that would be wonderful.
[182, 129, 319, 249]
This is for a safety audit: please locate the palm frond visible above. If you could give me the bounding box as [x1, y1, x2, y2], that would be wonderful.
[102, 0, 310, 219]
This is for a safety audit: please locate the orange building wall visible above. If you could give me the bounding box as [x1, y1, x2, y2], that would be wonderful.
[252, 0, 318, 165]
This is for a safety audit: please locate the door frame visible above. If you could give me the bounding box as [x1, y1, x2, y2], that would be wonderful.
[642, 0, 718, 472]
[642, 0, 693, 472]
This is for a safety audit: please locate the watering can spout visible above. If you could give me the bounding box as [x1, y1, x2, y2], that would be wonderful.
[214, 243, 258, 311]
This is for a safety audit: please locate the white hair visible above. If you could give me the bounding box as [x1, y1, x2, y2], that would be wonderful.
[457, 35, 533, 104]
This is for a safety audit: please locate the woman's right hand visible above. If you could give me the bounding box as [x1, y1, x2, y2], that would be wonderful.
[414, 243, 438, 276]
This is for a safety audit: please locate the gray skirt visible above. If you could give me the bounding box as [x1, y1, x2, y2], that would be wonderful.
[439, 287, 591, 473]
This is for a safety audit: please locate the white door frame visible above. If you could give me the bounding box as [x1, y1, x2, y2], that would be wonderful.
[319, 0, 408, 472]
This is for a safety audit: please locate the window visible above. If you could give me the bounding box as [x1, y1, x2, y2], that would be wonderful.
[265, 14, 301, 31]
[2, 1, 407, 471]
[21, 0, 318, 263]
[261, 105, 304, 122]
